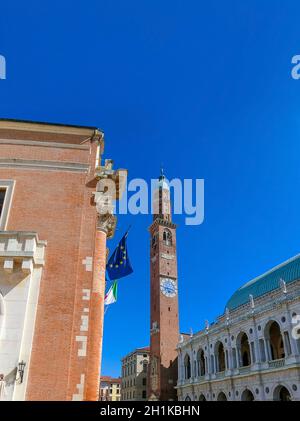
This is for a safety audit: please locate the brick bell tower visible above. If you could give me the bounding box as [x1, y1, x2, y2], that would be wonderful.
[148, 170, 179, 401]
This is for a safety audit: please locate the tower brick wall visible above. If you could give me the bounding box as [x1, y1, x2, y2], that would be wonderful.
[148, 173, 179, 401]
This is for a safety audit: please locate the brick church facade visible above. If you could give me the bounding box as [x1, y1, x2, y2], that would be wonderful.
[0, 119, 125, 400]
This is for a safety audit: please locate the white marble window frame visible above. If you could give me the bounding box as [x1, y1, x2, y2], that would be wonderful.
[0, 180, 15, 230]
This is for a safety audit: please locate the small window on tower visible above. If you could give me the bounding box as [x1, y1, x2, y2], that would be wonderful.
[163, 229, 172, 246]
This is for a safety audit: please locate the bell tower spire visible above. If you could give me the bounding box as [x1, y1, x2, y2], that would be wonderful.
[148, 171, 179, 401]
[153, 169, 172, 223]
[160, 165, 164, 178]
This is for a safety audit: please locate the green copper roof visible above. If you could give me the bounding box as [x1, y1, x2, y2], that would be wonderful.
[226, 254, 300, 311]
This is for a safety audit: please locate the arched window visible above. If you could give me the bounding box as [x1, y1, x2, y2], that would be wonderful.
[237, 332, 251, 367]
[241, 389, 254, 401]
[217, 392, 227, 401]
[265, 321, 285, 360]
[185, 395, 191, 401]
[199, 394, 206, 401]
[196, 349, 206, 376]
[273, 385, 292, 401]
[184, 354, 191, 379]
[163, 230, 172, 246]
[216, 342, 226, 372]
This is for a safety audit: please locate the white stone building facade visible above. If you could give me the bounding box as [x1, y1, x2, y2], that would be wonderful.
[176, 255, 300, 401]
[0, 231, 46, 401]
[121, 347, 149, 401]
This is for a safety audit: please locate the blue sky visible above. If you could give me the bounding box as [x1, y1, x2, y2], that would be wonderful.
[1, 0, 300, 377]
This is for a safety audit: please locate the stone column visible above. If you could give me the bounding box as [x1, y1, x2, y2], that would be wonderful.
[233, 348, 238, 369]
[84, 160, 124, 401]
[214, 355, 218, 373]
[265, 338, 271, 361]
[206, 336, 211, 375]
[249, 342, 254, 364]
[285, 303, 300, 359]
[251, 319, 261, 368]
[226, 330, 233, 372]
[236, 347, 241, 368]
[180, 355, 184, 383]
[85, 221, 108, 401]
[84, 184, 117, 400]
[190, 345, 195, 379]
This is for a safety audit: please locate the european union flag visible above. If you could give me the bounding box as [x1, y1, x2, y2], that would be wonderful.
[106, 231, 133, 280]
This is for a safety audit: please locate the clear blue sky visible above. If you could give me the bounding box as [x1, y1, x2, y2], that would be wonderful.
[1, 0, 300, 377]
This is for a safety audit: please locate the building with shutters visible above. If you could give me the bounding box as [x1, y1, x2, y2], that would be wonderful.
[121, 347, 149, 401]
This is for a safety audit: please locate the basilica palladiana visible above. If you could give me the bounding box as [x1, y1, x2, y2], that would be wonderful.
[176, 254, 300, 401]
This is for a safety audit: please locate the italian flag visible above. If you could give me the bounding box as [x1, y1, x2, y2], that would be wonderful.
[104, 281, 118, 305]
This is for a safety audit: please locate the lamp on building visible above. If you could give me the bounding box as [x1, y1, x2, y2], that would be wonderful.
[17, 360, 26, 384]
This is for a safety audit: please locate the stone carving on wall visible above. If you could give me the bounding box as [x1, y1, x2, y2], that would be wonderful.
[93, 159, 127, 239]
[0, 367, 18, 400]
[96, 213, 117, 239]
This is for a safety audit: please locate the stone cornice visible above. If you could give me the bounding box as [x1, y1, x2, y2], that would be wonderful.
[0, 158, 89, 172]
[149, 218, 177, 232]
[0, 138, 90, 150]
[0, 119, 102, 137]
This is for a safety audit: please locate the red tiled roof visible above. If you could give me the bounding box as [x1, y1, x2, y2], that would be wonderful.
[100, 376, 121, 384]
[137, 346, 150, 352]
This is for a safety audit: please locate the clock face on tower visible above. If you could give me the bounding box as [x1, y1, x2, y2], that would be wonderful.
[160, 278, 177, 297]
